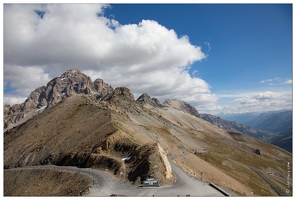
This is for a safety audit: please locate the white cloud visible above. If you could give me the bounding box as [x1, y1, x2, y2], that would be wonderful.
[220, 91, 292, 114]
[4, 4, 214, 109]
[260, 78, 279, 83]
[4, 4, 205, 69]
[199, 90, 292, 114]
[4, 65, 51, 97]
[284, 79, 292, 84]
[260, 77, 292, 85]
[234, 91, 281, 104]
[253, 91, 281, 100]
[3, 96, 27, 106]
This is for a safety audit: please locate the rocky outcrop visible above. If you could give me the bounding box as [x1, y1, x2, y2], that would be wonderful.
[94, 78, 113, 93]
[136, 93, 162, 107]
[163, 99, 200, 118]
[4, 69, 113, 129]
[102, 87, 135, 102]
[101, 87, 143, 116]
[125, 143, 170, 183]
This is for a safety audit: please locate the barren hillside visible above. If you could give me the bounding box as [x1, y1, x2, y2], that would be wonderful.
[4, 72, 292, 196]
[4, 168, 92, 196]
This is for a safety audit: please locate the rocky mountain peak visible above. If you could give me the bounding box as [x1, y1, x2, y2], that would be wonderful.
[45, 70, 96, 100]
[136, 93, 162, 107]
[100, 87, 143, 115]
[114, 87, 134, 98]
[59, 69, 83, 78]
[163, 99, 200, 118]
[4, 69, 113, 130]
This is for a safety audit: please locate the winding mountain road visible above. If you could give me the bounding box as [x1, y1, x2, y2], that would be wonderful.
[7, 154, 231, 197]
[85, 159, 226, 197]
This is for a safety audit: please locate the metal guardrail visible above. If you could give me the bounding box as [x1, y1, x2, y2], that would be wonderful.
[209, 182, 230, 196]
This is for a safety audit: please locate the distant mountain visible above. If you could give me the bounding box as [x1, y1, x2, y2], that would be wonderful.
[244, 110, 292, 152]
[200, 114, 276, 142]
[217, 112, 260, 124]
[202, 111, 292, 153]
[244, 110, 292, 132]
[270, 132, 292, 153]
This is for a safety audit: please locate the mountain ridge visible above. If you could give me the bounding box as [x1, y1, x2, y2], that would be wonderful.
[244, 110, 292, 152]
[215, 110, 292, 152]
[244, 110, 292, 132]
[200, 113, 276, 142]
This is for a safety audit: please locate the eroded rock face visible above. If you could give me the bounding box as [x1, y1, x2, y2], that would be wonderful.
[4, 69, 113, 130]
[136, 93, 162, 108]
[102, 87, 134, 101]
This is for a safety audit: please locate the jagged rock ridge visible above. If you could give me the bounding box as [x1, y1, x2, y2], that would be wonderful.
[136, 93, 162, 107]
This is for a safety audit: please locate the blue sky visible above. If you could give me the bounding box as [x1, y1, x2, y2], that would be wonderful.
[104, 4, 292, 100]
[106, 3, 293, 113]
[3, 3, 293, 114]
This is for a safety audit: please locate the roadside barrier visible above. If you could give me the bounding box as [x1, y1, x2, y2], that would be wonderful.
[209, 182, 230, 196]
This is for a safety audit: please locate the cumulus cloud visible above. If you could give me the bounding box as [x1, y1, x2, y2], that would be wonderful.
[218, 90, 292, 114]
[4, 4, 214, 110]
[4, 65, 51, 96]
[202, 90, 292, 115]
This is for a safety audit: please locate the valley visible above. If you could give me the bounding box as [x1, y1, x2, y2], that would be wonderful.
[212, 110, 292, 152]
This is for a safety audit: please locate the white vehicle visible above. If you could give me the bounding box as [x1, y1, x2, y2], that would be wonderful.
[143, 178, 160, 187]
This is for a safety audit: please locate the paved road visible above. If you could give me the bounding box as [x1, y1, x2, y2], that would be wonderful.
[85, 160, 225, 197]
[249, 166, 289, 196]
[7, 160, 228, 197]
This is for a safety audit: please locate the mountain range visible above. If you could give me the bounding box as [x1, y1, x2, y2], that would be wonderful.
[4, 69, 292, 196]
[211, 110, 292, 152]
[199, 114, 277, 142]
[218, 112, 261, 124]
